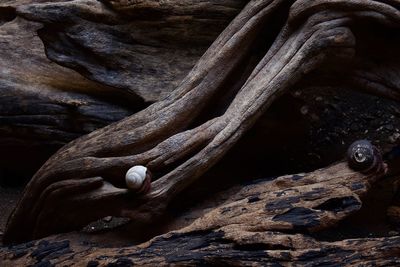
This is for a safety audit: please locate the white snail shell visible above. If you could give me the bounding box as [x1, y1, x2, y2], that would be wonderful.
[125, 165, 148, 190]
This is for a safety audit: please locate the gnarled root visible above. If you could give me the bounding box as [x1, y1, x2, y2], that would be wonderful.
[4, 0, 400, 243]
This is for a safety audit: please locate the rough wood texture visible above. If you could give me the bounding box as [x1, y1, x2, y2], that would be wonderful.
[0, 0, 244, 142]
[3, 0, 400, 244]
[0, 1, 149, 145]
[2, 161, 398, 266]
[3, 234, 398, 266]
[14, 0, 248, 102]
[0, 0, 247, 183]
[0, 2, 140, 181]
[2, 0, 398, 156]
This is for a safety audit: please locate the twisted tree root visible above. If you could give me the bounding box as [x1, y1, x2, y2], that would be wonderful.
[4, 0, 400, 243]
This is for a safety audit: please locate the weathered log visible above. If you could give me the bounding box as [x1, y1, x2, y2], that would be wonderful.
[0, 0, 247, 183]
[4, 0, 400, 244]
[2, 231, 400, 266]
[0, 0, 399, 265]
[13, 0, 248, 102]
[1, 0, 400, 183]
[2, 161, 398, 266]
[0, 5, 140, 182]
[2, 0, 399, 154]
[0, 2, 144, 147]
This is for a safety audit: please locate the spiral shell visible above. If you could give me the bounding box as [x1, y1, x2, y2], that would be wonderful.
[125, 165, 152, 192]
[346, 140, 383, 174]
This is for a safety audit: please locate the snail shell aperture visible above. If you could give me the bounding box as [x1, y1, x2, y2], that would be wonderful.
[347, 139, 383, 173]
[125, 165, 152, 192]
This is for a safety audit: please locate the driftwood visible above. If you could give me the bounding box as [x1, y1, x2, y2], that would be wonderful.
[0, 0, 248, 181]
[1, 0, 399, 176]
[5, 0, 400, 244]
[2, 161, 399, 266]
[0, 2, 143, 147]
[0, 0, 400, 265]
[0, 3, 136, 181]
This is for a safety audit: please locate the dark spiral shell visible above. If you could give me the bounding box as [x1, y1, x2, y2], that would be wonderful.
[346, 140, 383, 174]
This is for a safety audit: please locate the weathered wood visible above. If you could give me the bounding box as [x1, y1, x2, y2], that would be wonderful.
[0, 16, 140, 145]
[0, 0, 246, 183]
[0, 11, 141, 184]
[2, 161, 397, 266]
[0, 0, 254, 184]
[4, 0, 400, 244]
[15, 0, 248, 102]
[2, 231, 400, 266]
[1, 0, 400, 176]
[0, 0, 245, 150]
[2, 0, 399, 155]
